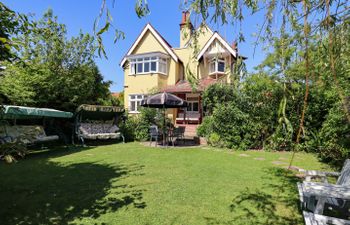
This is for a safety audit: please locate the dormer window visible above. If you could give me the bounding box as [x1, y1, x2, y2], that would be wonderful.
[129, 53, 168, 75]
[209, 58, 225, 74]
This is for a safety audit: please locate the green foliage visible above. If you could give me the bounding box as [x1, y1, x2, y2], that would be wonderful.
[0, 10, 112, 111]
[0, 141, 27, 163]
[0, 2, 30, 62]
[202, 83, 237, 115]
[318, 102, 350, 166]
[196, 115, 213, 138]
[197, 21, 350, 167]
[208, 132, 221, 147]
[120, 108, 159, 142]
[199, 91, 258, 149]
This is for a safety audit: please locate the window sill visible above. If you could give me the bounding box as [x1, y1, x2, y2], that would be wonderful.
[128, 111, 141, 114]
[209, 71, 225, 75]
[128, 72, 168, 76]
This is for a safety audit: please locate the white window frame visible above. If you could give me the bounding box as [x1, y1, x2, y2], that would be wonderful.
[209, 58, 225, 75]
[129, 94, 146, 113]
[129, 53, 168, 76]
[186, 96, 199, 113]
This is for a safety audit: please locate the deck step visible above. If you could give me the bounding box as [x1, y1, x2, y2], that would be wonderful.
[176, 124, 199, 137]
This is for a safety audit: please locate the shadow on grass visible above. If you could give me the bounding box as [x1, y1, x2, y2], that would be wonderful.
[26, 145, 94, 160]
[0, 160, 146, 225]
[205, 167, 303, 225]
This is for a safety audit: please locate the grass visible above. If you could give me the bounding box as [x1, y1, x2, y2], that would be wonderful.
[0, 142, 332, 225]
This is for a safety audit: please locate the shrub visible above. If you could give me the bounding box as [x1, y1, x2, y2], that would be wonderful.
[318, 102, 350, 166]
[0, 141, 27, 163]
[197, 116, 213, 138]
[199, 103, 255, 149]
[202, 83, 236, 115]
[208, 132, 221, 147]
[120, 108, 159, 142]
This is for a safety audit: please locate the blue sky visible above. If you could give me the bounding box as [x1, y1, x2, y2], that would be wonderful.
[3, 0, 267, 92]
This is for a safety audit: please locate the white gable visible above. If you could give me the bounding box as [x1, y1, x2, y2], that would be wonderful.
[197, 32, 237, 61]
[120, 23, 178, 66]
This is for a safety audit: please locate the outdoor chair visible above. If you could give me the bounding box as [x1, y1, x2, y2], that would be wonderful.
[169, 126, 185, 146]
[149, 125, 161, 146]
[297, 159, 350, 223]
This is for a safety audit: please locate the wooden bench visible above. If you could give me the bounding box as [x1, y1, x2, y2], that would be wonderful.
[298, 159, 350, 224]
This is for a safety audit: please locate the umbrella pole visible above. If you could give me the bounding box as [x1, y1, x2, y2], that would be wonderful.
[163, 106, 166, 147]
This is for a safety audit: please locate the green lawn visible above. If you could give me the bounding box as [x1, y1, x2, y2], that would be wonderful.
[0, 143, 331, 225]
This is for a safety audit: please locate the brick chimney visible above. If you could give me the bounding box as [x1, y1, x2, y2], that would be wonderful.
[179, 11, 193, 48]
[232, 41, 238, 55]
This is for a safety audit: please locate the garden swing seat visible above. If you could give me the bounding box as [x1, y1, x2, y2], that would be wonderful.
[74, 105, 125, 145]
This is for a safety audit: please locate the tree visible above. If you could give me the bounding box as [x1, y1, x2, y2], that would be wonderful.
[0, 2, 31, 62]
[0, 9, 112, 111]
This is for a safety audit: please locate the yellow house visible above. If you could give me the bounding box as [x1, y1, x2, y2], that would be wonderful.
[120, 11, 245, 129]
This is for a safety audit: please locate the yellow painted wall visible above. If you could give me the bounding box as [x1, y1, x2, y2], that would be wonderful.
[123, 30, 179, 110]
[123, 23, 236, 116]
[174, 23, 213, 80]
[133, 30, 167, 54]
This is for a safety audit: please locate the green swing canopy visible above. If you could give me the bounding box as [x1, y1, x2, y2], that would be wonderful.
[75, 104, 124, 121]
[0, 105, 74, 119]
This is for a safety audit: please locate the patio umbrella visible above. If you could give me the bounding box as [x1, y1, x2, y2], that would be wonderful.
[141, 92, 187, 146]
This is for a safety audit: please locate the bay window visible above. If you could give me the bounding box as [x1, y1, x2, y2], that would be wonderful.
[209, 58, 225, 74]
[129, 54, 168, 75]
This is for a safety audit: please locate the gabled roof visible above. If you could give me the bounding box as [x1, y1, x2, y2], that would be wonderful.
[120, 23, 179, 66]
[196, 32, 237, 61]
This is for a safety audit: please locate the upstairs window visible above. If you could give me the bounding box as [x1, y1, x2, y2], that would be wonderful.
[209, 58, 225, 74]
[130, 56, 168, 75]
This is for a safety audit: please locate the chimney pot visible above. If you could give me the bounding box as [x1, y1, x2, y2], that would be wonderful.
[180, 11, 191, 26]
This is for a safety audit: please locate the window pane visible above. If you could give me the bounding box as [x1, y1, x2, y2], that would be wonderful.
[193, 102, 199, 112]
[187, 103, 192, 111]
[137, 95, 143, 99]
[130, 63, 135, 74]
[151, 62, 157, 71]
[218, 61, 225, 72]
[209, 62, 215, 73]
[130, 101, 136, 111]
[137, 63, 143, 73]
[159, 63, 166, 73]
[151, 57, 157, 60]
[144, 57, 150, 61]
[137, 58, 143, 62]
[136, 101, 141, 111]
[144, 62, 150, 72]
[130, 95, 135, 99]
